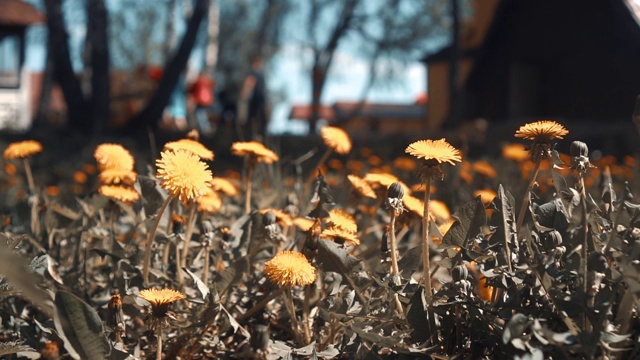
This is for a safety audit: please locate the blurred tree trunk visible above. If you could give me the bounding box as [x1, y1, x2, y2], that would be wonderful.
[126, 0, 210, 131]
[203, 2, 219, 76]
[87, 0, 110, 136]
[308, 0, 358, 133]
[43, 0, 90, 133]
[448, 0, 461, 126]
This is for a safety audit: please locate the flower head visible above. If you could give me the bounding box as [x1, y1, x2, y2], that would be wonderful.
[405, 138, 462, 165]
[196, 187, 222, 213]
[321, 226, 360, 246]
[502, 143, 529, 162]
[4, 140, 43, 159]
[156, 149, 213, 202]
[347, 174, 376, 199]
[139, 288, 186, 318]
[210, 177, 238, 196]
[293, 217, 316, 231]
[99, 185, 140, 203]
[472, 160, 497, 178]
[327, 209, 357, 234]
[94, 144, 134, 171]
[515, 121, 568, 161]
[231, 141, 279, 164]
[98, 168, 137, 185]
[515, 120, 568, 142]
[320, 126, 352, 155]
[164, 139, 214, 160]
[264, 250, 316, 286]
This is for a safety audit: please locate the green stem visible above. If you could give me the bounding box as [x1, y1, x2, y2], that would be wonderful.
[143, 196, 173, 286]
[422, 178, 433, 306]
[244, 162, 254, 215]
[389, 210, 404, 317]
[156, 325, 163, 360]
[23, 158, 36, 193]
[284, 286, 304, 346]
[181, 204, 197, 267]
[422, 177, 436, 338]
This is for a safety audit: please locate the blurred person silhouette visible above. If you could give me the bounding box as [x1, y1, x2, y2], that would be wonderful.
[191, 73, 215, 135]
[238, 56, 268, 140]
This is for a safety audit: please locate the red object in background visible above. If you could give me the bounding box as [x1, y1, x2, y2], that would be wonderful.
[192, 75, 215, 106]
[148, 66, 164, 81]
[415, 92, 428, 105]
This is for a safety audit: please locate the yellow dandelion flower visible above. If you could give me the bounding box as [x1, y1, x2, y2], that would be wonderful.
[164, 139, 214, 160]
[99, 168, 137, 185]
[260, 208, 293, 227]
[321, 226, 360, 246]
[474, 189, 497, 205]
[514, 120, 568, 141]
[293, 217, 316, 231]
[363, 172, 410, 195]
[264, 250, 316, 286]
[196, 188, 222, 213]
[403, 194, 424, 217]
[393, 157, 417, 171]
[74, 171, 88, 184]
[99, 185, 140, 203]
[231, 141, 279, 164]
[327, 209, 357, 234]
[4, 140, 42, 159]
[320, 126, 352, 155]
[429, 199, 451, 223]
[94, 143, 134, 171]
[347, 174, 376, 199]
[472, 160, 497, 178]
[156, 149, 213, 202]
[139, 288, 186, 317]
[502, 143, 529, 162]
[210, 177, 238, 196]
[363, 172, 399, 188]
[405, 138, 462, 165]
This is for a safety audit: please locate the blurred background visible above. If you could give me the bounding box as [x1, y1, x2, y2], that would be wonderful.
[1, 0, 640, 150]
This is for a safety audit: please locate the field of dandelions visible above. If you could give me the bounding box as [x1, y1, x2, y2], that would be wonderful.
[0, 121, 639, 359]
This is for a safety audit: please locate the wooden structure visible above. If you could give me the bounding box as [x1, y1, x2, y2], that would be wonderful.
[425, 0, 640, 130]
[0, 0, 44, 131]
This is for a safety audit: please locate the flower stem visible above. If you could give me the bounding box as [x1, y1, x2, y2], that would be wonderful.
[421, 177, 433, 307]
[143, 196, 173, 286]
[181, 204, 197, 266]
[23, 158, 36, 193]
[156, 325, 163, 360]
[421, 177, 436, 338]
[202, 243, 210, 285]
[389, 210, 404, 316]
[578, 177, 591, 332]
[244, 162, 255, 215]
[284, 286, 304, 345]
[516, 158, 542, 234]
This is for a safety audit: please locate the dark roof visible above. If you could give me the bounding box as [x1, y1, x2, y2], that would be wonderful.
[0, 0, 44, 26]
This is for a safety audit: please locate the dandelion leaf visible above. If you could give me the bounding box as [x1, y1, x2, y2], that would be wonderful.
[0, 341, 35, 356]
[406, 287, 429, 343]
[490, 185, 518, 266]
[54, 290, 110, 360]
[317, 238, 360, 274]
[442, 196, 486, 248]
[398, 243, 422, 278]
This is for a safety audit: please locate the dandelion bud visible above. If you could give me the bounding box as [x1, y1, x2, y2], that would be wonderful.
[452, 264, 468, 282]
[570, 141, 589, 157]
[588, 252, 608, 273]
[263, 211, 277, 226]
[387, 182, 405, 200]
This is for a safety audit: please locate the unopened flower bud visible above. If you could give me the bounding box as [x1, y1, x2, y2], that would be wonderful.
[570, 141, 589, 157]
[452, 264, 468, 282]
[387, 182, 404, 200]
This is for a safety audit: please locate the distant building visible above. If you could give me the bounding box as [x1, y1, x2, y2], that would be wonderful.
[0, 0, 43, 131]
[425, 0, 640, 131]
[289, 101, 426, 137]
